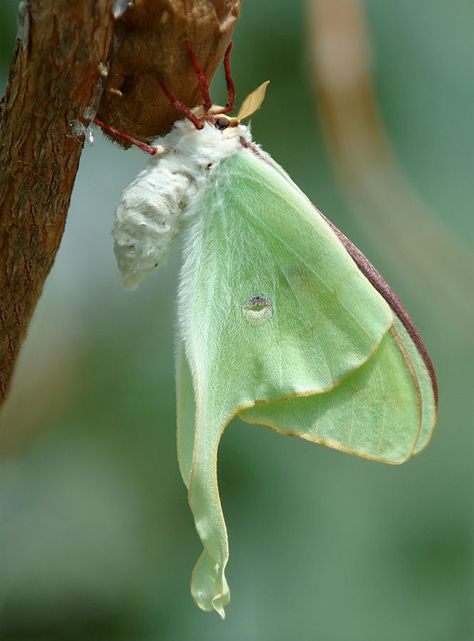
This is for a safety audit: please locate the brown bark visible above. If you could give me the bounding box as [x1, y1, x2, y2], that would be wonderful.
[0, 0, 116, 406]
[0, 0, 241, 409]
[97, 0, 242, 144]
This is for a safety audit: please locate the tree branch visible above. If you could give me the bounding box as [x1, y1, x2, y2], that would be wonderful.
[0, 0, 241, 409]
[0, 0, 116, 407]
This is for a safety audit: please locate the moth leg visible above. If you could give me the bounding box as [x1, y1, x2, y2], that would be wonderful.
[185, 42, 212, 112]
[212, 42, 235, 115]
[93, 118, 164, 155]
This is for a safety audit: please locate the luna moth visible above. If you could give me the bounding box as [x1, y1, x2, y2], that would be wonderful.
[105, 43, 438, 618]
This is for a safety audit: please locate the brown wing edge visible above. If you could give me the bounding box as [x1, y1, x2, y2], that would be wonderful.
[239, 137, 438, 410]
[320, 214, 438, 409]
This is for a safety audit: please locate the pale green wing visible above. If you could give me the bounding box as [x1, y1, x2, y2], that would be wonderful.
[176, 338, 196, 487]
[239, 325, 422, 463]
[176, 337, 230, 616]
[312, 213, 438, 455]
[392, 316, 437, 453]
[176, 149, 398, 615]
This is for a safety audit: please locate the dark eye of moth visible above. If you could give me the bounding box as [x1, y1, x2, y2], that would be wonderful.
[214, 117, 230, 130]
[243, 295, 272, 320]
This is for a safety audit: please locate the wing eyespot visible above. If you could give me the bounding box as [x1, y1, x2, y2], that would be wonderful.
[243, 295, 272, 321]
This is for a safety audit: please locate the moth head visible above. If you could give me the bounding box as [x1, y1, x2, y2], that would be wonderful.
[203, 109, 239, 130]
[202, 82, 271, 130]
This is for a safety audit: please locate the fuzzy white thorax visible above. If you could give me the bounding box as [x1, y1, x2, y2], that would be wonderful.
[113, 117, 252, 289]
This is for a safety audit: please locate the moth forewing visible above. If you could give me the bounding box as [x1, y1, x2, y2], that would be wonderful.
[235, 143, 437, 459]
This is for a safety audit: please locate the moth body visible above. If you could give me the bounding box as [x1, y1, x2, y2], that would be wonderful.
[113, 118, 250, 289]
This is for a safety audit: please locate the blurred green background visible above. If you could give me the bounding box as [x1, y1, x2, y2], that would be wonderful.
[0, 1, 473, 640]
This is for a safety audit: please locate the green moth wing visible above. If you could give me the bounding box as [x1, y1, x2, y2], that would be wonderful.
[319, 217, 438, 453]
[176, 148, 436, 616]
[239, 325, 422, 462]
[392, 316, 437, 453]
[107, 44, 438, 619]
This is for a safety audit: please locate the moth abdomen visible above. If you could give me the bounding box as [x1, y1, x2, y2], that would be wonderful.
[113, 163, 196, 289]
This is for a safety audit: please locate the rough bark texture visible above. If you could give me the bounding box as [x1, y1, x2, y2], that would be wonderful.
[0, 0, 116, 406]
[0, 0, 241, 408]
[97, 0, 242, 144]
